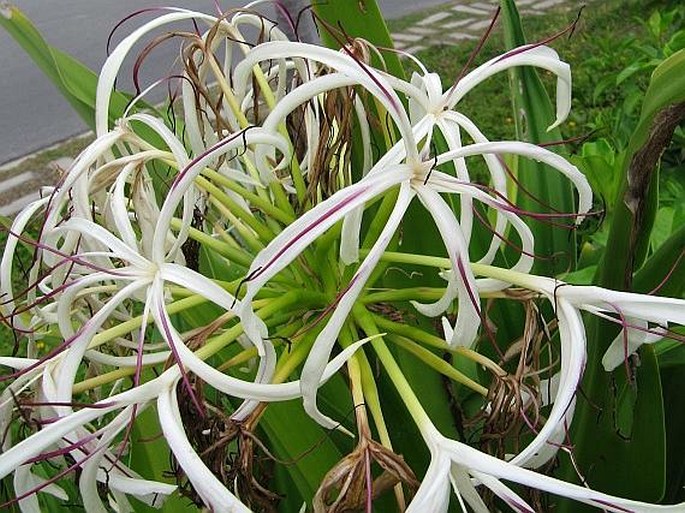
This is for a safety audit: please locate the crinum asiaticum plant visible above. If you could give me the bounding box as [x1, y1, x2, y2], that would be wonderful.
[0, 2, 684, 513]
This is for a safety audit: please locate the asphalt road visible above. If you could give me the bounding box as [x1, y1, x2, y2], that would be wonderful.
[0, 0, 445, 166]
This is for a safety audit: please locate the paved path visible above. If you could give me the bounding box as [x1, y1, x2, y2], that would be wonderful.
[0, 0, 575, 218]
[391, 0, 571, 53]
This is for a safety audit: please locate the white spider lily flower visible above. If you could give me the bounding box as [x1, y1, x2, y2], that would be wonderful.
[409, 423, 685, 513]
[0, 340, 369, 512]
[379, 42, 573, 260]
[237, 135, 588, 429]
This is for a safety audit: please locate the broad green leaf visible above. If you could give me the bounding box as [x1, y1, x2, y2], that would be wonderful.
[634, 223, 685, 298]
[650, 206, 675, 252]
[500, 0, 576, 275]
[661, 366, 685, 503]
[569, 139, 622, 214]
[596, 49, 685, 289]
[259, 398, 345, 503]
[557, 346, 665, 513]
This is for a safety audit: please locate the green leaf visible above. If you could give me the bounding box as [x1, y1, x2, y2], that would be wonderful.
[557, 347, 665, 511]
[597, 49, 685, 290]
[259, 398, 345, 503]
[312, 0, 404, 80]
[500, 0, 576, 275]
[661, 365, 685, 503]
[634, 223, 685, 298]
[569, 139, 622, 213]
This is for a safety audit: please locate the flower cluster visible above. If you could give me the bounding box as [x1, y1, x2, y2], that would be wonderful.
[0, 3, 683, 513]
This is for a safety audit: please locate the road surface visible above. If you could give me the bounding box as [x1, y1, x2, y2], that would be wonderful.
[0, 0, 446, 166]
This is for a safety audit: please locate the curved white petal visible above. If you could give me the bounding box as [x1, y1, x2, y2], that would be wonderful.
[509, 298, 584, 467]
[435, 141, 592, 223]
[233, 41, 418, 160]
[157, 386, 251, 513]
[445, 45, 571, 131]
[406, 451, 451, 513]
[602, 320, 665, 371]
[96, 9, 218, 137]
[300, 183, 415, 430]
[413, 187, 480, 349]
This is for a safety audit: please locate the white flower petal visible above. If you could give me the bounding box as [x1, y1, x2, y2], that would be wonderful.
[412, 187, 480, 349]
[156, 385, 251, 513]
[406, 452, 451, 513]
[435, 141, 592, 223]
[301, 183, 415, 429]
[96, 9, 218, 137]
[446, 45, 571, 131]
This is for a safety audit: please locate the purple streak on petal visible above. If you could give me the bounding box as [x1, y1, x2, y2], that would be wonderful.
[437, 173, 593, 227]
[21, 401, 116, 410]
[24, 432, 99, 465]
[590, 310, 685, 344]
[62, 432, 137, 477]
[110, 404, 139, 473]
[591, 499, 634, 513]
[250, 187, 371, 283]
[156, 303, 205, 417]
[170, 127, 254, 193]
[456, 257, 504, 358]
[505, 498, 535, 513]
[1, 317, 103, 383]
[2, 268, 133, 332]
[0, 433, 107, 509]
[1, 227, 131, 277]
